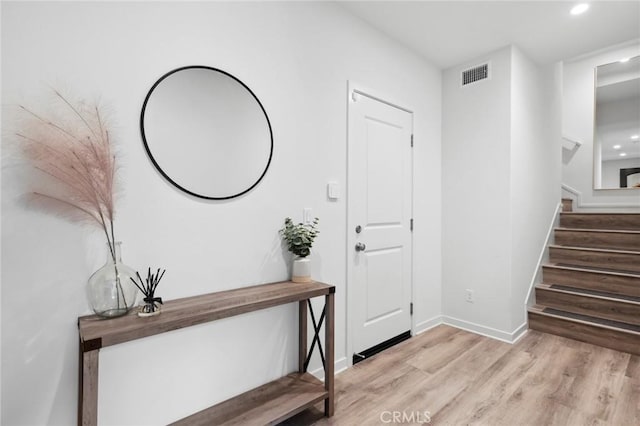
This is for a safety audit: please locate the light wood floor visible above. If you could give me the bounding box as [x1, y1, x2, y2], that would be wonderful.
[286, 325, 639, 425]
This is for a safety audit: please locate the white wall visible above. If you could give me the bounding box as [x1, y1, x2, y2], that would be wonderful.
[442, 47, 513, 334]
[442, 45, 560, 339]
[1, 2, 442, 425]
[509, 48, 561, 330]
[562, 40, 640, 210]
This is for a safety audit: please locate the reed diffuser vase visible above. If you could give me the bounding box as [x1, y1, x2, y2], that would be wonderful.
[87, 242, 138, 318]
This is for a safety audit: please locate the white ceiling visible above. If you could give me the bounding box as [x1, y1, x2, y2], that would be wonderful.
[339, 1, 640, 69]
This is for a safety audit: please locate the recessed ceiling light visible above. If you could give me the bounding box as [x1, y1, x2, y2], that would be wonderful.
[620, 152, 627, 157]
[613, 145, 622, 150]
[620, 58, 631, 63]
[570, 3, 590, 15]
[631, 135, 639, 140]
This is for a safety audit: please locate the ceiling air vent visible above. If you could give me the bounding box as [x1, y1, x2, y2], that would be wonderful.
[461, 63, 489, 86]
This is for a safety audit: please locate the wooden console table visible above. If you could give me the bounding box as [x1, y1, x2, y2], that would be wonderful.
[78, 280, 335, 425]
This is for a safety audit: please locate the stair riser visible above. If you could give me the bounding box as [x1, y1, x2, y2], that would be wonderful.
[535, 288, 640, 326]
[549, 247, 640, 273]
[528, 312, 640, 355]
[543, 267, 640, 298]
[562, 199, 573, 212]
[560, 214, 640, 231]
[554, 230, 640, 251]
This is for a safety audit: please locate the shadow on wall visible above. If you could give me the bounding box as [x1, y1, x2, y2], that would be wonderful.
[562, 144, 580, 165]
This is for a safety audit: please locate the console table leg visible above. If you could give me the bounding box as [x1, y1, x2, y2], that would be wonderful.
[78, 346, 99, 426]
[298, 300, 308, 373]
[324, 292, 335, 417]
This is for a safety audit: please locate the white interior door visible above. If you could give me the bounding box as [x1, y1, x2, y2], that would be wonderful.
[348, 89, 413, 357]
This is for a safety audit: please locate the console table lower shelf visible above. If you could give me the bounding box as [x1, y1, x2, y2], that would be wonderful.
[78, 280, 335, 425]
[172, 372, 326, 426]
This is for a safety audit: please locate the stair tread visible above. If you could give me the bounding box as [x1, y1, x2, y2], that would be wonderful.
[549, 244, 640, 255]
[529, 305, 640, 335]
[529, 304, 545, 313]
[560, 212, 640, 216]
[535, 210, 640, 352]
[537, 283, 640, 304]
[553, 263, 640, 275]
[559, 212, 640, 232]
[543, 263, 640, 278]
[556, 227, 640, 234]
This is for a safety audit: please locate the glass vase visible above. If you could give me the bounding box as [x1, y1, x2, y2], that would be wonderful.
[87, 242, 138, 318]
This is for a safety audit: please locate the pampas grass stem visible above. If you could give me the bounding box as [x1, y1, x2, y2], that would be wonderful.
[17, 90, 128, 307]
[17, 91, 118, 249]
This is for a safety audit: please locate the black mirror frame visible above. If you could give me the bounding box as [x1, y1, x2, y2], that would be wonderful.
[140, 65, 274, 200]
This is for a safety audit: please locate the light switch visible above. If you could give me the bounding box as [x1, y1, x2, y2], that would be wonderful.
[303, 208, 313, 224]
[327, 182, 340, 200]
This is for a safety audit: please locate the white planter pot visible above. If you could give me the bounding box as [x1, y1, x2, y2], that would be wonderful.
[292, 257, 312, 283]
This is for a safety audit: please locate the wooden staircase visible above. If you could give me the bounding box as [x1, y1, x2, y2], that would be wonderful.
[527, 199, 640, 355]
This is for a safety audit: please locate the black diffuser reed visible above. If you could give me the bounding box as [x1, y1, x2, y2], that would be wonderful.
[130, 268, 166, 316]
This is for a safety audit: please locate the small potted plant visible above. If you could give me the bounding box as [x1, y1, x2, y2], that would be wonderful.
[279, 217, 319, 283]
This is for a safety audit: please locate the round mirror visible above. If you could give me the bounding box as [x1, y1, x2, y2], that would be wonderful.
[141, 66, 273, 199]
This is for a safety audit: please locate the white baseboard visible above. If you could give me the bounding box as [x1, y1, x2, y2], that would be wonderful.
[510, 322, 528, 344]
[310, 356, 348, 381]
[334, 356, 349, 375]
[442, 316, 526, 344]
[414, 315, 444, 335]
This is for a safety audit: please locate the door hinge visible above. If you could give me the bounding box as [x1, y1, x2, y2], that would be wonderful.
[410, 218, 414, 231]
[410, 302, 414, 315]
[411, 134, 414, 147]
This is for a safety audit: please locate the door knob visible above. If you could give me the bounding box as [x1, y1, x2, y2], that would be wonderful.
[355, 242, 366, 252]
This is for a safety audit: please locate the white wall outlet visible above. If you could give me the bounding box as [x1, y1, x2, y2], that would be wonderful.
[465, 289, 474, 303]
[303, 208, 313, 224]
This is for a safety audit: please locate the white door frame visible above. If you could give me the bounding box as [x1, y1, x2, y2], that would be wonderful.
[346, 81, 415, 367]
